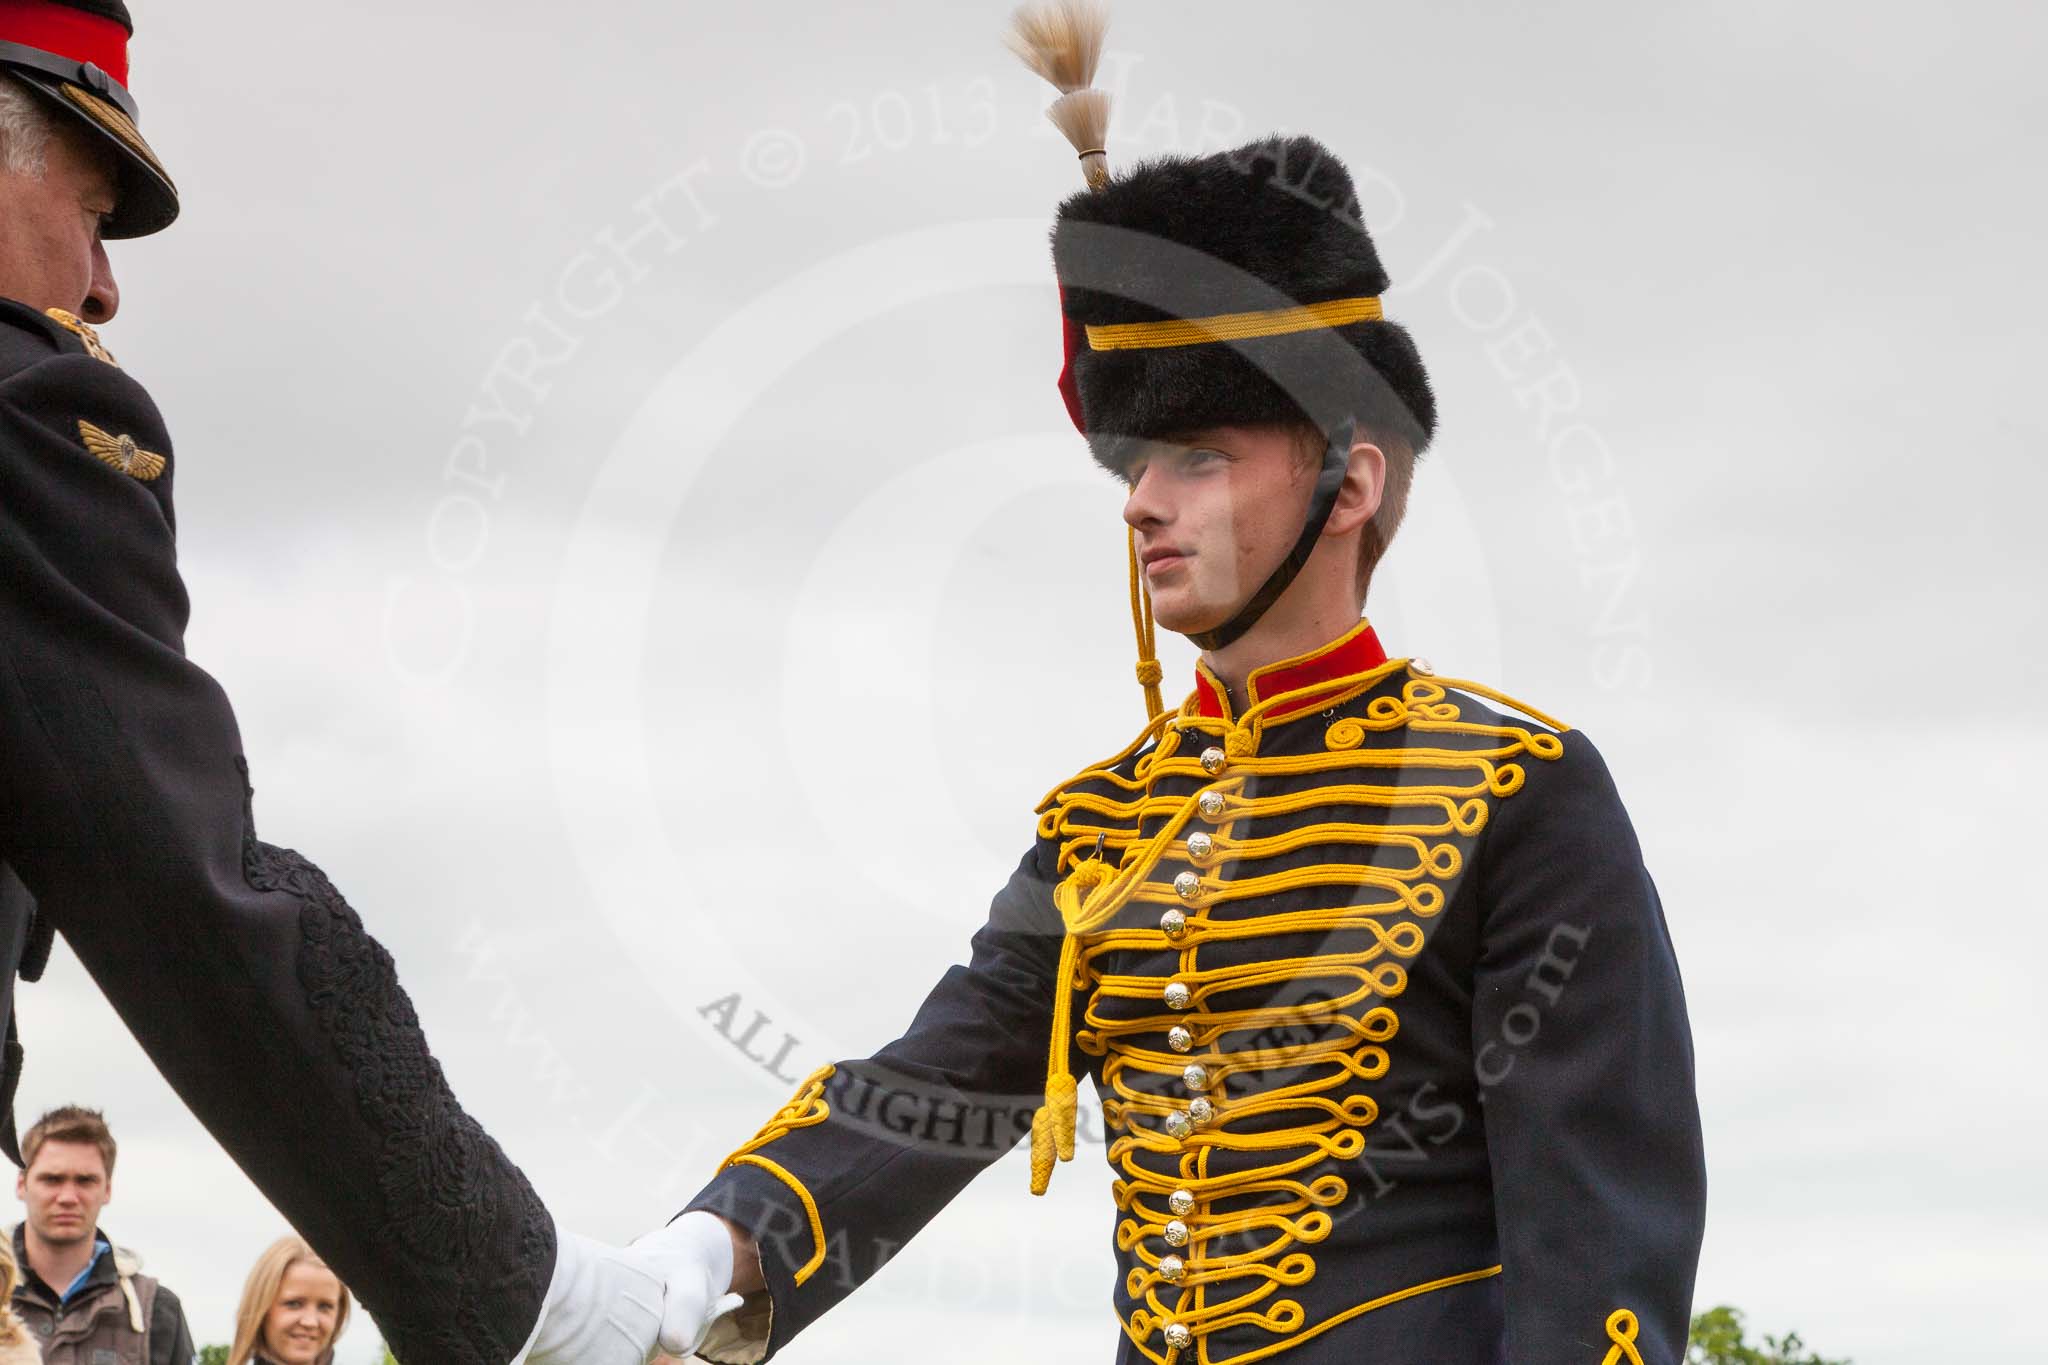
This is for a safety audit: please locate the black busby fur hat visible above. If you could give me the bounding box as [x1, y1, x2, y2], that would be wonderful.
[1051, 134, 1435, 474]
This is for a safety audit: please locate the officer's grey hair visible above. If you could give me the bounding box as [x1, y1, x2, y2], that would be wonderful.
[0, 73, 55, 178]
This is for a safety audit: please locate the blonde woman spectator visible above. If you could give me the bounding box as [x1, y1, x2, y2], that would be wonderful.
[227, 1238, 351, 1365]
[0, 1241, 37, 1365]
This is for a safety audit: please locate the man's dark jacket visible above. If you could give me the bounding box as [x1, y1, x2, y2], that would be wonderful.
[10, 1223, 195, 1365]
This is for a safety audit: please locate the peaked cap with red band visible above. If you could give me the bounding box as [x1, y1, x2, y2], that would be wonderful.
[0, 0, 178, 237]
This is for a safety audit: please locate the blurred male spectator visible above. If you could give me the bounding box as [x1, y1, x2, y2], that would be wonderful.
[9, 1106, 196, 1365]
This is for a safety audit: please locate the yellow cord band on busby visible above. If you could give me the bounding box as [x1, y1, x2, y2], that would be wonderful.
[1085, 295, 1384, 351]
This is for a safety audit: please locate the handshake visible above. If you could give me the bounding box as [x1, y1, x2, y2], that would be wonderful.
[520, 1211, 753, 1365]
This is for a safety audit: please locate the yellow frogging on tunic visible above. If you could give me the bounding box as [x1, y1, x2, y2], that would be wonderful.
[1030, 645, 1569, 1364]
[715, 1063, 836, 1286]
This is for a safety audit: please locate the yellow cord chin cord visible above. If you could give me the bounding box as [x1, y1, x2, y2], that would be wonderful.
[1129, 526, 1165, 721]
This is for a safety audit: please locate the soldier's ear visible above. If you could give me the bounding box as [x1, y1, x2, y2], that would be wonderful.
[1324, 438, 1386, 537]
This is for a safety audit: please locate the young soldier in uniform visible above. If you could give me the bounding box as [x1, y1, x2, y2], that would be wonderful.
[0, 3, 736, 1360]
[658, 6, 1707, 1363]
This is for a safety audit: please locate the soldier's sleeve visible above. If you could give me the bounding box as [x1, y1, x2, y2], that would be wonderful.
[0, 337, 553, 1365]
[1468, 725, 1707, 1364]
[682, 838, 1067, 1364]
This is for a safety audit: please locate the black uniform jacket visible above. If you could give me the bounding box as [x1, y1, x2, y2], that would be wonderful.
[0, 299, 551, 1365]
[686, 620, 1706, 1365]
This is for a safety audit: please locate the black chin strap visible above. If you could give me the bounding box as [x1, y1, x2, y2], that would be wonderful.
[1189, 417, 1355, 652]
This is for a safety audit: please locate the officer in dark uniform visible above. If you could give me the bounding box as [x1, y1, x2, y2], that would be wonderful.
[665, 5, 1708, 1363]
[0, 3, 737, 1360]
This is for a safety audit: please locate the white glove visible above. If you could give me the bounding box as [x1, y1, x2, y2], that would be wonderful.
[630, 1210, 748, 1357]
[515, 1226, 665, 1365]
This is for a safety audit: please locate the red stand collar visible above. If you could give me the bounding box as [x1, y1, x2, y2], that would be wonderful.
[1191, 619, 1391, 722]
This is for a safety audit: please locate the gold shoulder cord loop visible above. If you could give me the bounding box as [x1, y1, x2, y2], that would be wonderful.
[1600, 1308, 1645, 1364]
[1415, 669, 1574, 735]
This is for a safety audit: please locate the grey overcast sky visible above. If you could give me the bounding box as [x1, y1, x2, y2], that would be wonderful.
[16, 1, 2043, 1360]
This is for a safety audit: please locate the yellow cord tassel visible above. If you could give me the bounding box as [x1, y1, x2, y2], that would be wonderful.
[1048, 1072, 1078, 1161]
[1128, 527, 1164, 721]
[1031, 857, 1115, 1195]
[1028, 1104, 1059, 1195]
[1029, 1063, 1081, 1195]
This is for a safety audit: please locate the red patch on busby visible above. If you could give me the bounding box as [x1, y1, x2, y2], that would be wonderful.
[1056, 284, 1087, 435]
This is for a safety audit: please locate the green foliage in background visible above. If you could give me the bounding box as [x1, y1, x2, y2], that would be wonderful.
[197, 1348, 228, 1365]
[1688, 1306, 1850, 1365]
[366, 1305, 1847, 1365]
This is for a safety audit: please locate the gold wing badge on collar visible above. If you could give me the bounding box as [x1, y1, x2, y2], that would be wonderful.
[42, 308, 119, 366]
[78, 420, 166, 482]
